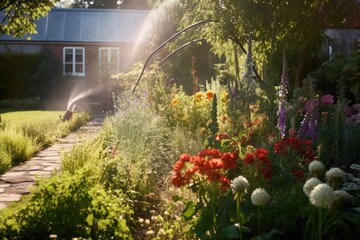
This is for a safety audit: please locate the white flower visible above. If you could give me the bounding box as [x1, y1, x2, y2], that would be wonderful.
[309, 183, 335, 208]
[325, 167, 346, 182]
[230, 176, 249, 194]
[308, 160, 325, 176]
[251, 188, 271, 206]
[350, 164, 360, 171]
[303, 177, 322, 196]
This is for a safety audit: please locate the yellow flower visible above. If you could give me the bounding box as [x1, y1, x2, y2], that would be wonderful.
[171, 98, 179, 106]
[205, 90, 214, 100]
[194, 92, 204, 101]
[221, 92, 229, 103]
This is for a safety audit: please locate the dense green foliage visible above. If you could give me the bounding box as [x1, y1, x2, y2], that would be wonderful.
[0, 169, 133, 240]
[0, 111, 90, 174]
[0, 49, 64, 101]
[0, 0, 58, 37]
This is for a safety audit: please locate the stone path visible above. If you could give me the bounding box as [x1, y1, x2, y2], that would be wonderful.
[0, 116, 105, 209]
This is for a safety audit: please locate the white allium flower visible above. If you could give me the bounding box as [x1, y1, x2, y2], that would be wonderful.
[308, 160, 325, 176]
[350, 164, 360, 171]
[230, 176, 249, 194]
[343, 183, 360, 191]
[303, 177, 322, 196]
[334, 190, 353, 203]
[345, 173, 355, 181]
[309, 183, 335, 208]
[325, 167, 346, 182]
[251, 188, 271, 206]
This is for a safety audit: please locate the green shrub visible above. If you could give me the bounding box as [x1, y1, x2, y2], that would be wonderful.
[61, 139, 106, 175]
[18, 121, 57, 146]
[0, 98, 42, 110]
[104, 92, 176, 194]
[57, 112, 91, 137]
[0, 146, 12, 174]
[0, 169, 134, 240]
[0, 129, 36, 166]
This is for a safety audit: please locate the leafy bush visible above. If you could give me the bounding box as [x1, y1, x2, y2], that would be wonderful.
[0, 48, 63, 100]
[0, 129, 35, 166]
[61, 139, 106, 175]
[0, 98, 42, 110]
[0, 146, 12, 173]
[103, 91, 176, 194]
[0, 169, 134, 240]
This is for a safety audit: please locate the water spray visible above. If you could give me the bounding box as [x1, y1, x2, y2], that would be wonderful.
[132, 19, 218, 93]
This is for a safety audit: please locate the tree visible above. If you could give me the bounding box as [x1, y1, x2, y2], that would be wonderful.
[0, 0, 58, 37]
[178, 0, 350, 88]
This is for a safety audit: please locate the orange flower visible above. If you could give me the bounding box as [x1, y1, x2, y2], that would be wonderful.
[205, 90, 214, 100]
[194, 92, 204, 101]
[171, 98, 179, 106]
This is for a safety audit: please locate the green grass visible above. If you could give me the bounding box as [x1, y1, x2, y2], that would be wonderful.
[0, 110, 63, 127]
[0, 110, 91, 174]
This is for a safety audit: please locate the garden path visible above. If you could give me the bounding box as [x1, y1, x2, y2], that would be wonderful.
[0, 116, 105, 210]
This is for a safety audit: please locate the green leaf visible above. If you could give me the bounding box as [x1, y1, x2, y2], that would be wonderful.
[221, 224, 240, 239]
[182, 201, 198, 220]
[86, 214, 94, 226]
[194, 207, 214, 238]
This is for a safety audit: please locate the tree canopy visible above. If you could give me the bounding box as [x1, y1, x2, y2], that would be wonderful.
[0, 0, 58, 37]
[178, 0, 351, 87]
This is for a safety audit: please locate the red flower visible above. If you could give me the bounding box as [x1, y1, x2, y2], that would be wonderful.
[199, 148, 222, 159]
[243, 153, 255, 164]
[222, 151, 238, 169]
[171, 147, 239, 189]
[243, 148, 272, 179]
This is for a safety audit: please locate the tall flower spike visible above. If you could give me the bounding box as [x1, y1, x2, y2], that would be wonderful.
[277, 48, 288, 139]
[244, 33, 256, 80]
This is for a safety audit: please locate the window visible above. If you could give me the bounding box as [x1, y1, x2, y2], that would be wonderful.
[99, 47, 119, 77]
[63, 47, 85, 76]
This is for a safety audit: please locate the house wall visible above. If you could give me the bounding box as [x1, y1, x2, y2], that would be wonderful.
[0, 41, 147, 78]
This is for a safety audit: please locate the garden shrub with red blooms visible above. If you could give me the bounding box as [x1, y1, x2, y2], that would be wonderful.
[274, 137, 314, 161]
[171, 148, 238, 191]
[242, 148, 272, 179]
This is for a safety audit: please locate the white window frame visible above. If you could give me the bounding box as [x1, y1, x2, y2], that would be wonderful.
[98, 47, 120, 76]
[63, 47, 85, 76]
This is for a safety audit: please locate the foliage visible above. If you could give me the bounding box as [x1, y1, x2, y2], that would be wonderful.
[101, 91, 176, 194]
[0, 0, 58, 37]
[0, 98, 42, 110]
[61, 138, 106, 175]
[0, 111, 90, 174]
[0, 129, 35, 166]
[0, 169, 134, 240]
[178, 0, 350, 88]
[0, 145, 12, 173]
[0, 48, 64, 100]
[306, 44, 360, 103]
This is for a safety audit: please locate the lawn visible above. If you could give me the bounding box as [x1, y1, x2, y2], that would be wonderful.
[0, 110, 63, 127]
[0, 110, 90, 174]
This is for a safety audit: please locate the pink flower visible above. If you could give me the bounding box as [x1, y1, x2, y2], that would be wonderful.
[321, 94, 334, 106]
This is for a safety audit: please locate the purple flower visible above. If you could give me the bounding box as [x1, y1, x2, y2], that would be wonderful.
[298, 98, 320, 140]
[320, 94, 334, 106]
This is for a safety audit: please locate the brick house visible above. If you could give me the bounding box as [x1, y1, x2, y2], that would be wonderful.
[0, 8, 150, 78]
[0, 8, 150, 109]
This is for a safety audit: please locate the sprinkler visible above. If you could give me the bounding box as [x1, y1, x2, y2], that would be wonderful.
[60, 104, 76, 122]
[60, 110, 73, 122]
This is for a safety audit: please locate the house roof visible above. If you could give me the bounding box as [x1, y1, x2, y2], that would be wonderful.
[0, 8, 150, 43]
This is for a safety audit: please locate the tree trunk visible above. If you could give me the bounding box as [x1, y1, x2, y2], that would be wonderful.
[295, 47, 309, 88]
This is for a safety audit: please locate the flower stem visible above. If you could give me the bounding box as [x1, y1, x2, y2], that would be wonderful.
[257, 206, 260, 236]
[319, 208, 322, 240]
[236, 196, 243, 240]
